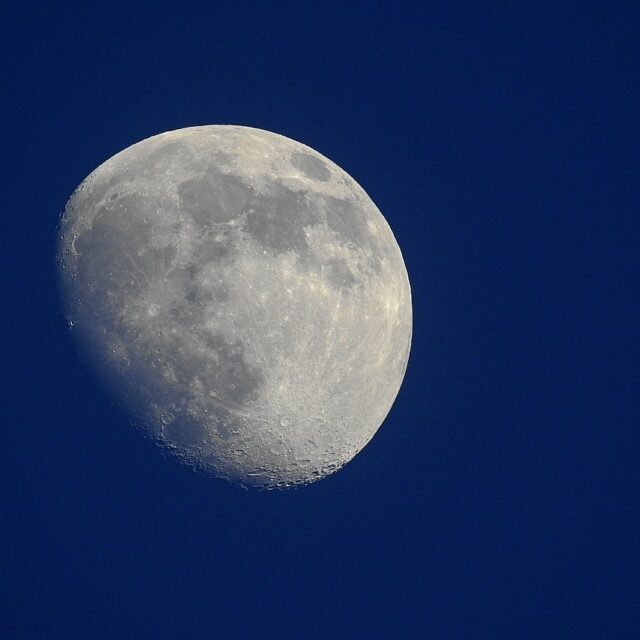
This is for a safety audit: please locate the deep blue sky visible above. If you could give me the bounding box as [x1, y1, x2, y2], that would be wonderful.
[3, 2, 638, 638]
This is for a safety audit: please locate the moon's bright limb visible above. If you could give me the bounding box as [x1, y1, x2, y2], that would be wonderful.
[56, 126, 412, 488]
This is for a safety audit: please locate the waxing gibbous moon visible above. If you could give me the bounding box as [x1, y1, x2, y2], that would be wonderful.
[56, 126, 412, 488]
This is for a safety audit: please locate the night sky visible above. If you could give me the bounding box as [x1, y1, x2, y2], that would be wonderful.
[3, 2, 638, 638]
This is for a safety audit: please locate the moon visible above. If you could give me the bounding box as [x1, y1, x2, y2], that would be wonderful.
[56, 125, 412, 488]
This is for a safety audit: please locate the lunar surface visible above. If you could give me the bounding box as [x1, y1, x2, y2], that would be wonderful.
[56, 126, 412, 488]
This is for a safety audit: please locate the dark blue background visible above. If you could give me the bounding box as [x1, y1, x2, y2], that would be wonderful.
[3, 2, 638, 638]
